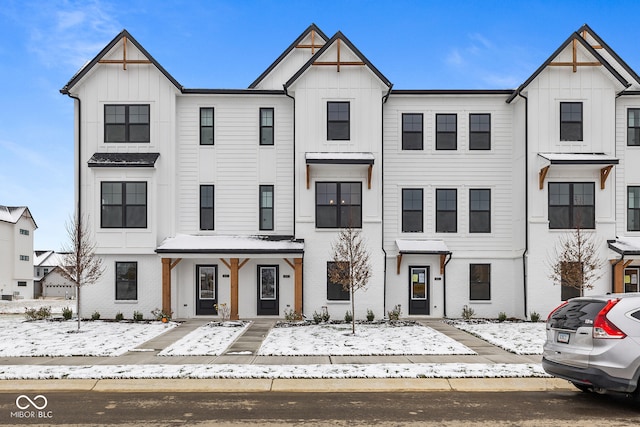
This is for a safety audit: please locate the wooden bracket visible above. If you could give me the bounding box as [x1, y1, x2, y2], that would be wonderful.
[600, 165, 613, 189]
[98, 36, 151, 70]
[367, 165, 373, 189]
[440, 254, 447, 275]
[396, 254, 402, 275]
[295, 29, 324, 54]
[170, 258, 182, 270]
[306, 164, 310, 189]
[539, 165, 550, 190]
[549, 38, 601, 73]
[313, 39, 365, 72]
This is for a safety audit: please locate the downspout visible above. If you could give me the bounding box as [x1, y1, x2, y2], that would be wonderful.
[442, 252, 452, 317]
[381, 84, 392, 315]
[518, 91, 529, 319]
[66, 92, 81, 328]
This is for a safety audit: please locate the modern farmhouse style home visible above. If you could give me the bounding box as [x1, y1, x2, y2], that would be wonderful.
[60, 24, 640, 320]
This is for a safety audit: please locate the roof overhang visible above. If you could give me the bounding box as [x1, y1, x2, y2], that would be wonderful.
[88, 153, 160, 168]
[155, 235, 304, 258]
[537, 153, 619, 190]
[305, 152, 375, 189]
[395, 239, 451, 275]
[608, 237, 640, 256]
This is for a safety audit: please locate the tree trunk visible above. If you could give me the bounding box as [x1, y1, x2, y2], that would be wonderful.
[76, 286, 81, 331]
[351, 286, 355, 335]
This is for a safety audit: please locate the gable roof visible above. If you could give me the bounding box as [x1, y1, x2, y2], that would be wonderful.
[0, 206, 37, 228]
[284, 31, 392, 89]
[249, 23, 329, 89]
[507, 28, 630, 103]
[61, 29, 183, 94]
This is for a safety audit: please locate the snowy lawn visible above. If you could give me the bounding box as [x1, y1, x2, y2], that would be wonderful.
[0, 298, 72, 314]
[158, 321, 248, 356]
[0, 318, 177, 357]
[258, 322, 476, 356]
[449, 320, 546, 355]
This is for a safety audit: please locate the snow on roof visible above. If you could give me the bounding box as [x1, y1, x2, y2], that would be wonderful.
[608, 237, 640, 255]
[34, 251, 67, 267]
[156, 234, 304, 254]
[538, 152, 619, 164]
[0, 206, 26, 224]
[395, 239, 450, 254]
[305, 152, 375, 164]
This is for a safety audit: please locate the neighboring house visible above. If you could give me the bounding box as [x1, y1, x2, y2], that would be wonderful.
[59, 24, 640, 320]
[0, 206, 37, 299]
[33, 251, 73, 298]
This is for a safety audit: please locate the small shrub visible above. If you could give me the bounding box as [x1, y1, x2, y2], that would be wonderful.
[497, 312, 507, 322]
[24, 306, 52, 320]
[284, 308, 303, 321]
[62, 307, 73, 320]
[462, 305, 475, 320]
[344, 310, 353, 322]
[151, 307, 172, 322]
[214, 303, 230, 322]
[133, 311, 143, 322]
[91, 311, 101, 320]
[366, 309, 375, 322]
[312, 311, 323, 324]
[387, 304, 402, 321]
[322, 310, 330, 323]
[530, 311, 541, 322]
[115, 312, 124, 321]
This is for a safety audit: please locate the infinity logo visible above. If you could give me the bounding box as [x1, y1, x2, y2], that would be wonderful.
[15, 395, 48, 410]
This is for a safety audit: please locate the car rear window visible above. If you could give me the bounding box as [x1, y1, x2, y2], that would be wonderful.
[548, 300, 607, 330]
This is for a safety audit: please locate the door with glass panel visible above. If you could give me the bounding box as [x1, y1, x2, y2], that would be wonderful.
[625, 268, 640, 293]
[409, 266, 429, 315]
[257, 265, 279, 315]
[196, 265, 217, 315]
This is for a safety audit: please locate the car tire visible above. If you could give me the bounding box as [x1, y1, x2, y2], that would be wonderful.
[571, 382, 593, 393]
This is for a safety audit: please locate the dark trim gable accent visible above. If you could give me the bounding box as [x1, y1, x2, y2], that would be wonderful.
[507, 30, 630, 103]
[61, 29, 183, 94]
[88, 152, 160, 167]
[284, 31, 392, 89]
[249, 23, 329, 89]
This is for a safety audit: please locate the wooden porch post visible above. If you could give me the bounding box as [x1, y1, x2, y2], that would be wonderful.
[294, 258, 303, 314]
[230, 258, 239, 320]
[162, 258, 171, 314]
[612, 259, 633, 293]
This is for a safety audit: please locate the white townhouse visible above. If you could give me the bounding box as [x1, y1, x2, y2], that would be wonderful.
[0, 206, 37, 299]
[60, 24, 640, 320]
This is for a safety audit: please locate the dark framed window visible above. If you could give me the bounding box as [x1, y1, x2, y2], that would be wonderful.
[316, 182, 362, 228]
[17, 281, 26, 287]
[200, 107, 214, 145]
[628, 109, 640, 146]
[470, 264, 490, 300]
[436, 189, 457, 232]
[200, 185, 214, 231]
[628, 186, 640, 231]
[402, 189, 423, 232]
[260, 108, 274, 145]
[469, 113, 491, 150]
[548, 182, 594, 229]
[327, 261, 350, 301]
[561, 261, 582, 301]
[19, 255, 29, 261]
[259, 185, 274, 231]
[436, 114, 457, 150]
[327, 102, 350, 140]
[105, 104, 150, 142]
[116, 261, 137, 300]
[402, 113, 423, 150]
[19, 229, 29, 235]
[560, 102, 583, 141]
[469, 189, 491, 233]
[101, 182, 147, 228]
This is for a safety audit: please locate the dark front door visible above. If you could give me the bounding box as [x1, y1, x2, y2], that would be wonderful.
[196, 265, 217, 315]
[257, 265, 279, 315]
[408, 266, 429, 315]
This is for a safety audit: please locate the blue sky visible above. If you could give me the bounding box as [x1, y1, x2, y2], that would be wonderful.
[1, 0, 638, 250]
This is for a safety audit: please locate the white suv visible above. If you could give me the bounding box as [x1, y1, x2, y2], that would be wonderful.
[543, 293, 640, 398]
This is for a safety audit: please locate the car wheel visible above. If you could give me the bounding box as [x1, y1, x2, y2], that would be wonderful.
[571, 382, 593, 393]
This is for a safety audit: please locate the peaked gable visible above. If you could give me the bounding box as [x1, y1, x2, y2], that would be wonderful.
[0, 206, 37, 228]
[61, 29, 183, 94]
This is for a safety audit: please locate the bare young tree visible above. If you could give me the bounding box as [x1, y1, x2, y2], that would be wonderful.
[329, 225, 372, 334]
[59, 215, 104, 331]
[548, 223, 603, 298]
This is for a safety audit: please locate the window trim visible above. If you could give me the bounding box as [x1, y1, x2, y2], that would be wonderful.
[628, 186, 640, 232]
[259, 185, 274, 231]
[104, 104, 150, 143]
[436, 188, 457, 233]
[548, 182, 595, 229]
[327, 261, 350, 301]
[436, 113, 457, 150]
[469, 113, 491, 150]
[315, 182, 362, 229]
[469, 263, 491, 301]
[469, 188, 491, 233]
[560, 102, 583, 142]
[100, 181, 148, 229]
[327, 101, 350, 141]
[200, 185, 215, 231]
[402, 188, 423, 233]
[259, 108, 274, 146]
[200, 107, 214, 145]
[19, 228, 29, 235]
[402, 113, 423, 150]
[628, 108, 640, 147]
[115, 261, 138, 301]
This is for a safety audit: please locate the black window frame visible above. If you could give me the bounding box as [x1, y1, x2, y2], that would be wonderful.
[469, 113, 491, 150]
[115, 261, 138, 301]
[470, 263, 491, 301]
[628, 186, 640, 232]
[315, 182, 362, 228]
[327, 101, 350, 141]
[402, 188, 423, 232]
[548, 182, 595, 229]
[436, 188, 457, 233]
[327, 261, 350, 301]
[259, 185, 274, 231]
[19, 228, 29, 236]
[104, 104, 150, 143]
[259, 108, 274, 146]
[17, 281, 27, 287]
[200, 107, 214, 145]
[402, 113, 423, 150]
[436, 113, 457, 150]
[560, 102, 583, 141]
[628, 108, 640, 146]
[469, 189, 491, 233]
[200, 185, 214, 231]
[101, 181, 148, 229]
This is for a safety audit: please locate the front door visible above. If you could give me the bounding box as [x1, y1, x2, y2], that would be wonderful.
[409, 266, 429, 315]
[257, 265, 279, 315]
[625, 267, 640, 293]
[196, 265, 217, 315]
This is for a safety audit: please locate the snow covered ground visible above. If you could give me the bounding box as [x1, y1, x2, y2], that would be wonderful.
[0, 298, 71, 314]
[158, 322, 248, 356]
[448, 320, 546, 355]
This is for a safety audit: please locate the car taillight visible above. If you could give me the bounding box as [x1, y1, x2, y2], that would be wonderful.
[546, 301, 569, 322]
[593, 299, 626, 339]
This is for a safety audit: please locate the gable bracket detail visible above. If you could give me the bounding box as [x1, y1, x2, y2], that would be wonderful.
[548, 39, 601, 73]
[600, 165, 613, 189]
[313, 39, 365, 72]
[98, 36, 152, 70]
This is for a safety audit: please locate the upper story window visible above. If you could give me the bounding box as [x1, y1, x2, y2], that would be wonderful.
[19, 255, 29, 261]
[19, 229, 29, 236]
[436, 188, 457, 232]
[101, 182, 147, 228]
[548, 182, 594, 229]
[200, 107, 214, 145]
[436, 114, 457, 150]
[259, 185, 274, 231]
[327, 102, 350, 141]
[628, 109, 640, 146]
[316, 182, 362, 228]
[105, 105, 149, 142]
[560, 102, 583, 141]
[628, 186, 640, 231]
[469, 189, 491, 233]
[260, 108, 274, 146]
[200, 185, 214, 230]
[402, 113, 423, 150]
[469, 113, 491, 150]
[402, 188, 423, 232]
